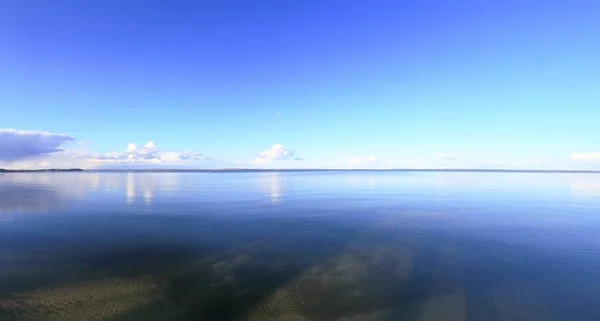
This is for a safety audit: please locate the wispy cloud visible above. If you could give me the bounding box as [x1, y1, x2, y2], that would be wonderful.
[0, 129, 74, 162]
[179, 151, 204, 160]
[436, 154, 462, 161]
[570, 152, 600, 162]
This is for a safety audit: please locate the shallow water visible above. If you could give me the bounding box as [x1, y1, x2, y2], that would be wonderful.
[1, 171, 600, 320]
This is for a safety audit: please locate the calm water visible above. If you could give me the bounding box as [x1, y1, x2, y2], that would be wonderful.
[1, 171, 600, 321]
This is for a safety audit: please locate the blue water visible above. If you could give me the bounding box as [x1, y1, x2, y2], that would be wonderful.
[1, 171, 599, 320]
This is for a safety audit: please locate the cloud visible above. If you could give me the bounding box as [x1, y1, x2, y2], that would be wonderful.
[93, 141, 160, 162]
[2, 132, 220, 169]
[0, 129, 74, 162]
[254, 144, 295, 163]
[570, 174, 600, 195]
[570, 152, 600, 162]
[91, 141, 205, 165]
[179, 151, 203, 160]
[436, 154, 462, 161]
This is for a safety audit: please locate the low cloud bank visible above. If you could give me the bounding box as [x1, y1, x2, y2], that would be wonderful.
[0, 129, 74, 162]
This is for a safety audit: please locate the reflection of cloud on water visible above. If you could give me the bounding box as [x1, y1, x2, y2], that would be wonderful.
[122, 173, 186, 205]
[0, 184, 66, 214]
[126, 173, 136, 204]
[89, 173, 100, 189]
[2, 174, 91, 203]
[0, 173, 91, 214]
[129, 174, 154, 205]
[143, 189, 153, 205]
[0, 173, 187, 213]
[0, 172, 578, 320]
[257, 172, 283, 204]
[124, 173, 179, 205]
[569, 174, 600, 196]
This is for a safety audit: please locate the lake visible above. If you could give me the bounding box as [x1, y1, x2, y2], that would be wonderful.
[1, 171, 600, 321]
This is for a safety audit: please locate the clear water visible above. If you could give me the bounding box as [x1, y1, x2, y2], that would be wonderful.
[1, 171, 599, 321]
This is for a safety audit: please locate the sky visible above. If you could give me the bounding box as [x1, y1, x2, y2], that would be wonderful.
[1, 0, 599, 170]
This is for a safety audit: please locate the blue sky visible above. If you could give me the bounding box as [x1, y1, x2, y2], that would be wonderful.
[1, 0, 599, 169]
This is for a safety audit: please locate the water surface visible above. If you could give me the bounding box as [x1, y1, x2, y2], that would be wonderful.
[1, 171, 599, 320]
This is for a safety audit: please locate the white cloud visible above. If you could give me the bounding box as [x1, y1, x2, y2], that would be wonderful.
[90, 141, 206, 166]
[2, 139, 218, 169]
[92, 141, 161, 162]
[156, 152, 181, 163]
[570, 152, 600, 162]
[0, 129, 74, 162]
[78, 141, 92, 146]
[254, 144, 296, 163]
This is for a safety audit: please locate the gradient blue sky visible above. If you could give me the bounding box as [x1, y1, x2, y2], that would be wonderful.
[1, 0, 599, 169]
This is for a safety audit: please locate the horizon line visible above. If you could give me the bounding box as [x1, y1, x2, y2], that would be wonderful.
[2, 168, 600, 173]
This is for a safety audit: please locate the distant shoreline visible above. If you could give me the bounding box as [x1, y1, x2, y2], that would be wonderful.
[1, 168, 599, 174]
[0, 168, 84, 173]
